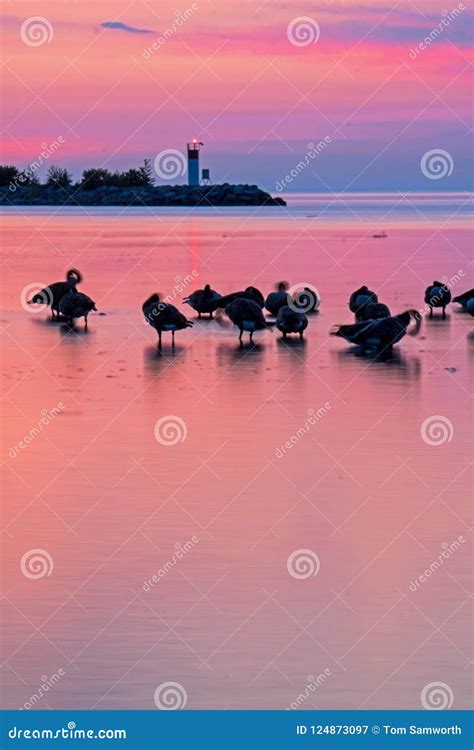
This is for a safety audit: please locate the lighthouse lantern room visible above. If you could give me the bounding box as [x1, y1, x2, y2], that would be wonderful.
[187, 140, 203, 187]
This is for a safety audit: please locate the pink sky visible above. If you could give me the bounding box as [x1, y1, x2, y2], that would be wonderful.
[1, 0, 472, 190]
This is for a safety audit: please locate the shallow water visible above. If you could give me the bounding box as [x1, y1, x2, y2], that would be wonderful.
[0, 195, 472, 711]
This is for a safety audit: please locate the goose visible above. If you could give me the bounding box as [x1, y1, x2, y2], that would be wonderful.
[183, 284, 222, 317]
[349, 286, 378, 320]
[453, 289, 474, 310]
[212, 286, 265, 312]
[27, 268, 82, 319]
[292, 286, 320, 313]
[58, 290, 96, 330]
[275, 305, 308, 339]
[331, 309, 421, 354]
[265, 282, 289, 316]
[357, 302, 391, 321]
[219, 298, 269, 344]
[424, 281, 451, 318]
[143, 293, 193, 349]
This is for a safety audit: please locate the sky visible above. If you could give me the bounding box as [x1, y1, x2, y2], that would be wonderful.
[1, 0, 473, 191]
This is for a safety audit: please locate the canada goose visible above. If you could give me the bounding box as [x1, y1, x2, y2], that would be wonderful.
[424, 281, 451, 318]
[183, 284, 222, 317]
[349, 286, 378, 321]
[292, 286, 320, 313]
[331, 309, 421, 354]
[275, 305, 308, 339]
[453, 289, 474, 310]
[27, 269, 82, 319]
[220, 298, 269, 345]
[357, 302, 391, 321]
[212, 286, 265, 312]
[58, 290, 96, 330]
[265, 282, 289, 316]
[143, 293, 193, 349]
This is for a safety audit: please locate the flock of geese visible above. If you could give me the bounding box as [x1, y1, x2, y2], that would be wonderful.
[28, 270, 474, 356]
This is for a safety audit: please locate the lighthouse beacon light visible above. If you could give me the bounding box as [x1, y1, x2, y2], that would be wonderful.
[187, 139, 203, 187]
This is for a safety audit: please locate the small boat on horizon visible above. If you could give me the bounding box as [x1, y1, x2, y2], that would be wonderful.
[372, 230, 387, 238]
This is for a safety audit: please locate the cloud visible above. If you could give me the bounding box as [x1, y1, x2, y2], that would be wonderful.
[100, 21, 155, 35]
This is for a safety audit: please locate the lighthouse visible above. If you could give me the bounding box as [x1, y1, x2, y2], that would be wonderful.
[187, 140, 203, 187]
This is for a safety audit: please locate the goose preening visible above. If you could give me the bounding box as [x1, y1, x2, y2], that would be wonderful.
[357, 301, 391, 321]
[219, 298, 269, 345]
[453, 289, 474, 312]
[424, 281, 451, 318]
[58, 290, 96, 330]
[292, 286, 320, 313]
[348, 286, 378, 321]
[27, 268, 82, 319]
[143, 293, 194, 349]
[265, 281, 289, 316]
[331, 309, 421, 354]
[183, 284, 222, 318]
[275, 305, 308, 339]
[213, 286, 265, 312]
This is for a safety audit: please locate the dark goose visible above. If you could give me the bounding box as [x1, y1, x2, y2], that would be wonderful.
[331, 309, 421, 354]
[58, 290, 96, 330]
[424, 281, 452, 318]
[28, 268, 82, 319]
[183, 284, 222, 317]
[143, 293, 194, 349]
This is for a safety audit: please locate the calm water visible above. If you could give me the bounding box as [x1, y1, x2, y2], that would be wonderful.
[0, 194, 472, 711]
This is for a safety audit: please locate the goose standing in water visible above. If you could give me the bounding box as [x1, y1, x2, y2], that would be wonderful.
[219, 298, 269, 345]
[265, 282, 289, 316]
[275, 305, 308, 339]
[27, 268, 82, 319]
[331, 309, 421, 355]
[58, 290, 96, 330]
[357, 301, 391, 321]
[453, 289, 474, 312]
[143, 293, 193, 350]
[424, 281, 451, 318]
[349, 286, 378, 320]
[212, 286, 265, 313]
[183, 284, 222, 318]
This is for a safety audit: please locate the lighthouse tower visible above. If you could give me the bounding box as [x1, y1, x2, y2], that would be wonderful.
[187, 140, 203, 187]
